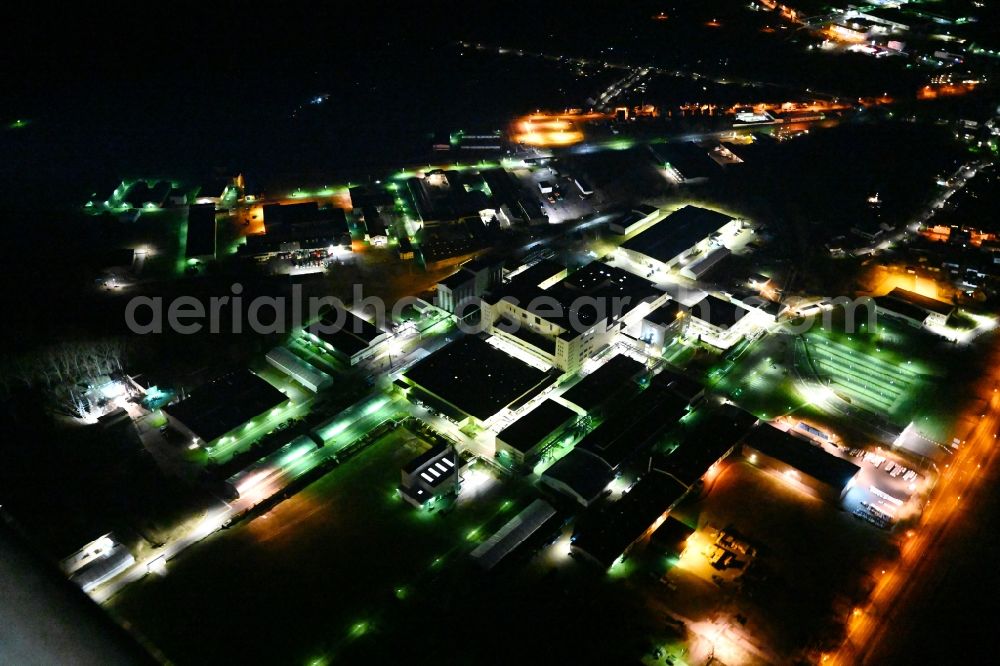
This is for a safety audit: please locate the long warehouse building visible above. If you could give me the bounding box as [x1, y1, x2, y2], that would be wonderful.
[471, 499, 557, 570]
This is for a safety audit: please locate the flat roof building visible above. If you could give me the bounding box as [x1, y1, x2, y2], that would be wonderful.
[306, 307, 390, 366]
[480, 168, 547, 226]
[741, 424, 861, 504]
[650, 517, 695, 556]
[247, 202, 350, 255]
[653, 404, 758, 487]
[571, 470, 689, 568]
[400, 442, 459, 507]
[470, 499, 557, 570]
[406, 171, 492, 225]
[609, 204, 661, 235]
[686, 294, 756, 350]
[435, 255, 504, 316]
[617, 205, 741, 277]
[649, 143, 722, 184]
[360, 206, 388, 244]
[265, 347, 333, 393]
[185, 204, 216, 260]
[680, 246, 731, 281]
[649, 368, 707, 407]
[504, 259, 568, 291]
[348, 184, 395, 210]
[397, 236, 415, 260]
[402, 336, 556, 426]
[637, 300, 684, 353]
[163, 369, 289, 448]
[540, 449, 614, 507]
[576, 386, 689, 471]
[495, 399, 578, 466]
[874, 288, 954, 330]
[559, 354, 645, 414]
[482, 262, 667, 372]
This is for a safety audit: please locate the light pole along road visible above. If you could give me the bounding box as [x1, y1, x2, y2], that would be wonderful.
[826, 337, 1000, 665]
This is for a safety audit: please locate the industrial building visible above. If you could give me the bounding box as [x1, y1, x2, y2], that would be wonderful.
[559, 353, 645, 415]
[306, 307, 390, 366]
[617, 205, 741, 277]
[123, 180, 171, 209]
[568, 406, 758, 568]
[222, 435, 317, 500]
[360, 206, 389, 245]
[495, 399, 578, 465]
[652, 404, 758, 488]
[185, 204, 216, 261]
[397, 236, 415, 260]
[245, 202, 350, 256]
[608, 204, 661, 235]
[741, 424, 861, 504]
[470, 499, 557, 570]
[60, 533, 135, 593]
[348, 184, 395, 210]
[399, 442, 460, 507]
[401, 336, 557, 426]
[571, 470, 689, 568]
[874, 287, 955, 329]
[540, 450, 614, 507]
[679, 246, 731, 280]
[265, 347, 333, 393]
[649, 517, 694, 556]
[435, 255, 505, 315]
[503, 259, 568, 290]
[636, 300, 684, 353]
[542, 381, 690, 507]
[648, 143, 723, 184]
[481, 262, 667, 372]
[163, 369, 289, 449]
[649, 368, 707, 407]
[417, 223, 489, 269]
[405, 170, 493, 225]
[574, 385, 689, 471]
[481, 169, 548, 226]
[193, 175, 241, 208]
[1, 525, 152, 664]
[686, 294, 757, 350]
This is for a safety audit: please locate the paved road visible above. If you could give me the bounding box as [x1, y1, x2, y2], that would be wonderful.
[91, 392, 405, 604]
[827, 338, 1000, 665]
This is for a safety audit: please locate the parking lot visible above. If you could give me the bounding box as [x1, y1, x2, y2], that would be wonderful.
[511, 164, 596, 224]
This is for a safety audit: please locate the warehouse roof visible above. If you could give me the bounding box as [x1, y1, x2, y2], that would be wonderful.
[471, 499, 557, 570]
[572, 471, 689, 568]
[621, 205, 735, 264]
[485, 262, 661, 331]
[689, 294, 749, 329]
[654, 404, 757, 486]
[560, 354, 645, 413]
[496, 400, 577, 455]
[578, 387, 689, 470]
[308, 308, 385, 357]
[506, 260, 566, 289]
[541, 449, 614, 506]
[404, 336, 554, 422]
[164, 369, 287, 443]
[742, 424, 861, 491]
[185, 204, 216, 258]
[643, 300, 683, 328]
[879, 287, 955, 317]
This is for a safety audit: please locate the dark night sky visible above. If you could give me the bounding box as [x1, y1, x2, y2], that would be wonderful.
[1, 3, 648, 210]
